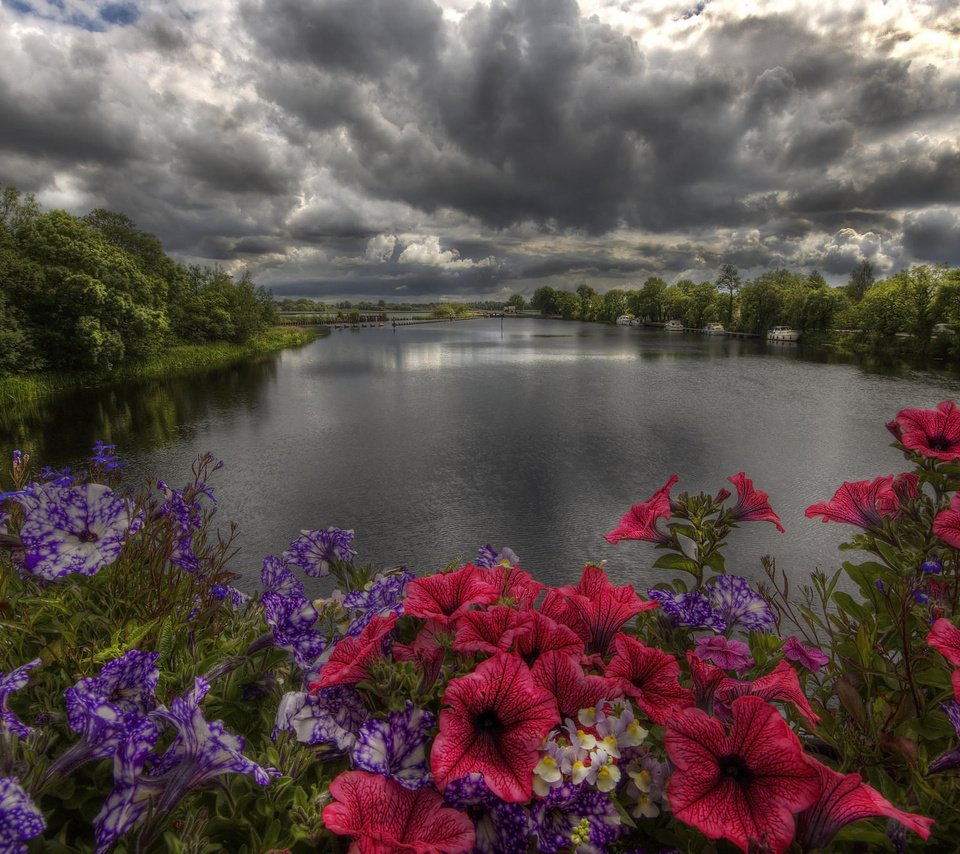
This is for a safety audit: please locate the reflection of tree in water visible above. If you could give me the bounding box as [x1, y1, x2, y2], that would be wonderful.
[0, 356, 280, 465]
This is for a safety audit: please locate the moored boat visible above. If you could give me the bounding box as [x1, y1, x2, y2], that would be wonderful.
[665, 319, 684, 331]
[767, 325, 800, 342]
[702, 322, 726, 335]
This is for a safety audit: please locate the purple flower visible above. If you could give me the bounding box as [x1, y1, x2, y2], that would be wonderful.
[38, 466, 74, 487]
[352, 701, 435, 789]
[929, 701, 960, 773]
[261, 555, 303, 597]
[475, 545, 520, 570]
[0, 776, 45, 853]
[704, 575, 777, 633]
[156, 480, 206, 574]
[92, 718, 161, 854]
[0, 659, 41, 738]
[646, 588, 725, 632]
[91, 441, 126, 473]
[693, 636, 753, 671]
[273, 687, 368, 751]
[782, 637, 830, 673]
[530, 781, 623, 853]
[261, 590, 327, 669]
[283, 527, 356, 577]
[922, 556, 943, 574]
[443, 773, 531, 854]
[19, 483, 142, 580]
[150, 677, 277, 811]
[342, 570, 413, 637]
[210, 585, 251, 609]
[50, 651, 160, 777]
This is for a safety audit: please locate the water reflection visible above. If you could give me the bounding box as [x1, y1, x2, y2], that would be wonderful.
[5, 320, 960, 592]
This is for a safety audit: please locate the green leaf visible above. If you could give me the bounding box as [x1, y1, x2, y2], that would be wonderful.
[652, 553, 699, 575]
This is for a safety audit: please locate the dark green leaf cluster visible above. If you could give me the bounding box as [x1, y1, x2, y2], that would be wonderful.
[0, 187, 278, 377]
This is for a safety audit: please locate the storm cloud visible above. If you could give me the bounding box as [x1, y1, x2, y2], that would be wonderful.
[1, 0, 958, 299]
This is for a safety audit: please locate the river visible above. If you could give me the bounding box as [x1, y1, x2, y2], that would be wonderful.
[4, 319, 960, 594]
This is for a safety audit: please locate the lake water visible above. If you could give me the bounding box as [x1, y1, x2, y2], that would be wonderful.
[5, 319, 960, 594]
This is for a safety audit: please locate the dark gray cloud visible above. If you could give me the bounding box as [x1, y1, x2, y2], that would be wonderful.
[0, 0, 958, 299]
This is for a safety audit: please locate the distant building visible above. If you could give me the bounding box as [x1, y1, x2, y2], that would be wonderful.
[503, 305, 517, 314]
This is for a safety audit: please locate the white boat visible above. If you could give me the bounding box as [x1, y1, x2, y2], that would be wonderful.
[702, 322, 726, 335]
[664, 319, 684, 331]
[616, 315, 633, 325]
[767, 325, 800, 342]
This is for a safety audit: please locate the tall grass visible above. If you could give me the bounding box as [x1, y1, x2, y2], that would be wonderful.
[0, 327, 315, 406]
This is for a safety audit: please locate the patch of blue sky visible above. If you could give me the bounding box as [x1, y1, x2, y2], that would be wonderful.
[2, 0, 140, 29]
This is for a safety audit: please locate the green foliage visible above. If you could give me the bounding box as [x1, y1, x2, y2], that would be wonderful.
[0, 186, 278, 379]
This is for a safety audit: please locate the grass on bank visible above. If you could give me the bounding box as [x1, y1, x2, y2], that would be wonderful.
[0, 327, 316, 407]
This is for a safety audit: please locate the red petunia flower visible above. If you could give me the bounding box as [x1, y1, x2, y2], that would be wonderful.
[310, 614, 397, 692]
[512, 611, 585, 667]
[604, 475, 679, 544]
[605, 634, 694, 724]
[393, 620, 452, 692]
[481, 564, 545, 609]
[549, 564, 659, 658]
[933, 494, 960, 549]
[431, 652, 559, 802]
[403, 565, 500, 627]
[665, 695, 819, 854]
[795, 759, 933, 851]
[686, 649, 728, 710]
[452, 606, 535, 655]
[889, 400, 960, 461]
[727, 472, 784, 532]
[804, 476, 902, 530]
[531, 650, 621, 720]
[714, 660, 820, 727]
[322, 770, 475, 854]
[927, 618, 960, 666]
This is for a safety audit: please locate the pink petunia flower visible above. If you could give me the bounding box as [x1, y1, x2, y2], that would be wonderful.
[531, 650, 621, 720]
[309, 614, 397, 692]
[727, 472, 785, 532]
[927, 618, 960, 666]
[795, 760, 933, 850]
[888, 400, 960, 461]
[604, 475, 679, 545]
[512, 611, 585, 667]
[665, 695, 819, 854]
[686, 650, 728, 711]
[782, 637, 829, 673]
[546, 564, 659, 658]
[694, 635, 754, 672]
[605, 634, 694, 724]
[431, 652, 559, 802]
[452, 606, 535, 655]
[403, 565, 500, 627]
[322, 770, 475, 854]
[393, 620, 451, 693]
[804, 476, 903, 530]
[714, 660, 820, 727]
[480, 564, 545, 609]
[933, 494, 960, 549]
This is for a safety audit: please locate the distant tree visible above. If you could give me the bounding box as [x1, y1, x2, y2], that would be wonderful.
[637, 277, 667, 323]
[555, 291, 580, 320]
[716, 264, 741, 325]
[531, 286, 558, 316]
[738, 278, 784, 333]
[846, 260, 875, 302]
[507, 294, 526, 313]
[601, 288, 627, 322]
[576, 284, 597, 321]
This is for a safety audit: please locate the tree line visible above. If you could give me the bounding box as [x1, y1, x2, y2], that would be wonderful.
[0, 187, 277, 376]
[524, 260, 960, 355]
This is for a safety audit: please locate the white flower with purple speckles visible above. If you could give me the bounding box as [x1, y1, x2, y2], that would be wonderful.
[150, 677, 277, 811]
[92, 718, 161, 854]
[705, 575, 777, 633]
[646, 588, 725, 632]
[261, 590, 327, 668]
[283, 527, 356, 577]
[49, 650, 160, 777]
[261, 555, 303, 597]
[0, 658, 41, 739]
[342, 569, 413, 637]
[0, 776, 45, 853]
[352, 701, 435, 789]
[273, 687, 368, 751]
[19, 483, 142, 580]
[444, 773, 532, 854]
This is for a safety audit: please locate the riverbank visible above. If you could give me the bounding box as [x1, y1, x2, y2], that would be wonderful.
[0, 326, 316, 407]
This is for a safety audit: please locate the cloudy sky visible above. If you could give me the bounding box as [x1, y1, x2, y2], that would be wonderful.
[2, 0, 958, 301]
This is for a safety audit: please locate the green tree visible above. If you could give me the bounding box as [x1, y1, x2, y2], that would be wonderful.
[531, 286, 558, 316]
[716, 264, 741, 326]
[738, 278, 784, 333]
[846, 260, 875, 302]
[601, 289, 627, 322]
[507, 293, 526, 313]
[637, 277, 667, 323]
[576, 284, 597, 321]
[555, 290, 580, 320]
